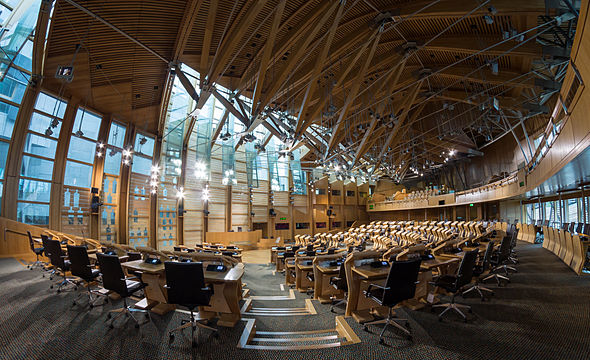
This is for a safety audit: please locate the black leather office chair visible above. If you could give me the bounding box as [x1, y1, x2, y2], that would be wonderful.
[43, 238, 77, 292]
[27, 231, 46, 271]
[164, 261, 218, 347]
[483, 235, 513, 285]
[329, 262, 347, 313]
[363, 258, 421, 343]
[431, 249, 478, 322]
[67, 245, 107, 307]
[462, 241, 495, 301]
[96, 253, 149, 328]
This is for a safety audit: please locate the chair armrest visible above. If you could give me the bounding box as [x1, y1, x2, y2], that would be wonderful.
[364, 283, 390, 298]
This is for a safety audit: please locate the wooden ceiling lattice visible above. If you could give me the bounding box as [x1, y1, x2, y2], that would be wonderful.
[41, 0, 575, 181]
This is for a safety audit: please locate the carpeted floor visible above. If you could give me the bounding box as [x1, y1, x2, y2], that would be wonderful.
[0, 242, 589, 359]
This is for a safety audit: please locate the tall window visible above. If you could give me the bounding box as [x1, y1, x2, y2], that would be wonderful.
[0, 0, 39, 213]
[61, 107, 102, 236]
[100, 121, 126, 243]
[128, 132, 154, 248]
[567, 198, 578, 223]
[17, 92, 66, 225]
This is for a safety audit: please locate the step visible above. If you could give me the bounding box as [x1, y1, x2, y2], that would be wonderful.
[237, 316, 360, 350]
[240, 298, 316, 316]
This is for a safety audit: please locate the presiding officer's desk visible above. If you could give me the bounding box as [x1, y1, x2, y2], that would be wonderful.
[344, 250, 459, 323]
[313, 253, 345, 303]
[121, 253, 245, 327]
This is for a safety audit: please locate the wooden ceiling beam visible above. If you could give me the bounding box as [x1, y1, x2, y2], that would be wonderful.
[326, 29, 382, 155]
[207, 0, 269, 84]
[250, 0, 286, 117]
[199, 0, 219, 79]
[238, 0, 332, 92]
[352, 59, 407, 166]
[259, 0, 340, 110]
[295, 29, 378, 137]
[374, 80, 423, 170]
[294, 1, 346, 140]
[174, 0, 204, 62]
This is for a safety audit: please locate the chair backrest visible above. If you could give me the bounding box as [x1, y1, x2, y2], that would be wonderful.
[380, 258, 422, 306]
[164, 261, 211, 308]
[334, 263, 347, 291]
[27, 231, 36, 251]
[96, 253, 128, 296]
[482, 240, 495, 270]
[127, 251, 142, 261]
[43, 238, 66, 269]
[498, 235, 512, 262]
[67, 245, 93, 279]
[455, 249, 479, 288]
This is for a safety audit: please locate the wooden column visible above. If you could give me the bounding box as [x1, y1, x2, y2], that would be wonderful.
[177, 143, 188, 245]
[90, 114, 112, 239]
[117, 124, 135, 244]
[150, 135, 162, 249]
[49, 97, 79, 231]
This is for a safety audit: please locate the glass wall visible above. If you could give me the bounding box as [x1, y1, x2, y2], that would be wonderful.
[128, 132, 154, 247]
[61, 107, 102, 236]
[100, 121, 126, 243]
[17, 92, 66, 225]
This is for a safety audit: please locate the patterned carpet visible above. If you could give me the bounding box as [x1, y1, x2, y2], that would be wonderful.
[0, 242, 588, 359]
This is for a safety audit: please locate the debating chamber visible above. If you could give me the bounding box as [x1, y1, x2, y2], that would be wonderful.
[1, 0, 590, 359]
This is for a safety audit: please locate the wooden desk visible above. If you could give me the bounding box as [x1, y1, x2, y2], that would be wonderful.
[88, 253, 129, 263]
[295, 257, 314, 292]
[121, 260, 245, 327]
[285, 259, 296, 286]
[345, 257, 437, 324]
[313, 255, 345, 304]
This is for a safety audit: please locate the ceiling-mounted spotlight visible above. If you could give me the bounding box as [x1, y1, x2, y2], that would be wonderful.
[220, 132, 232, 141]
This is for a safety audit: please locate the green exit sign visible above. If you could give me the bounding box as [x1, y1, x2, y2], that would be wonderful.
[279, 217, 286, 221]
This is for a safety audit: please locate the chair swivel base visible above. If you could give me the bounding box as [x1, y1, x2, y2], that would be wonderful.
[169, 311, 218, 347]
[462, 283, 494, 301]
[482, 272, 510, 286]
[106, 300, 150, 329]
[330, 298, 347, 313]
[73, 287, 108, 308]
[363, 313, 412, 344]
[50, 276, 79, 293]
[432, 301, 472, 322]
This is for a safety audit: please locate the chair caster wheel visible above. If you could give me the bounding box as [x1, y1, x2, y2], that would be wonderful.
[135, 323, 139, 329]
[378, 338, 384, 345]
